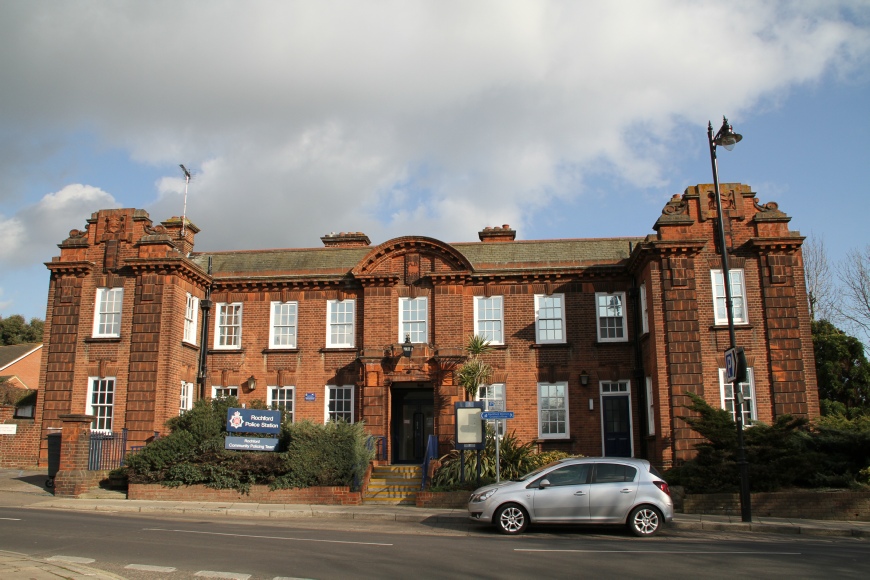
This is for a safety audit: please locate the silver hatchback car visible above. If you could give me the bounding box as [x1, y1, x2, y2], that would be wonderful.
[468, 457, 673, 536]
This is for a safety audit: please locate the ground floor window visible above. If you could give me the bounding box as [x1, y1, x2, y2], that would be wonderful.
[326, 385, 354, 423]
[180, 381, 193, 415]
[212, 386, 238, 399]
[719, 368, 756, 426]
[87, 377, 115, 433]
[538, 382, 569, 439]
[268, 386, 295, 422]
[477, 383, 506, 436]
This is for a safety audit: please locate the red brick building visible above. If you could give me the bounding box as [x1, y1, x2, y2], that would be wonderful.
[34, 182, 819, 469]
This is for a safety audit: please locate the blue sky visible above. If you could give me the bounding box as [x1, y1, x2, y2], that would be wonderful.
[1, 1, 869, 322]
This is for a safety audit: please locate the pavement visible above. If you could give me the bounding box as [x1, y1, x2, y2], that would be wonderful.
[1, 467, 868, 578]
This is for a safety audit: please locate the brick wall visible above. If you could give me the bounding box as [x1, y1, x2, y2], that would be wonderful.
[682, 491, 870, 521]
[128, 483, 363, 505]
[0, 406, 41, 468]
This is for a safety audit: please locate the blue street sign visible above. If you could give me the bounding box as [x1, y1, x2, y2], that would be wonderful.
[724, 348, 737, 383]
[481, 411, 514, 420]
[226, 408, 281, 434]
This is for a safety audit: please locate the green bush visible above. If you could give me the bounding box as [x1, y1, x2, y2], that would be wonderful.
[667, 393, 870, 493]
[272, 420, 374, 489]
[430, 428, 571, 490]
[125, 397, 374, 492]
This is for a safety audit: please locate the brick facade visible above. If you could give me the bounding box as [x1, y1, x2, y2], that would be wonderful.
[33, 183, 819, 471]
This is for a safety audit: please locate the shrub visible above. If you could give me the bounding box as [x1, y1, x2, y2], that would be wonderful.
[430, 428, 571, 490]
[272, 420, 374, 489]
[126, 397, 374, 492]
[666, 393, 870, 492]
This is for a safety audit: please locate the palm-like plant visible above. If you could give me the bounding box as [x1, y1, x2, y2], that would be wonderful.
[456, 335, 494, 400]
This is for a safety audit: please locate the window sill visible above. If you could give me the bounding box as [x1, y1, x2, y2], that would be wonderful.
[595, 339, 630, 345]
[85, 337, 121, 344]
[208, 348, 245, 354]
[182, 341, 199, 351]
[530, 343, 570, 349]
[262, 348, 299, 354]
[320, 347, 358, 353]
[535, 437, 573, 443]
[711, 323, 753, 330]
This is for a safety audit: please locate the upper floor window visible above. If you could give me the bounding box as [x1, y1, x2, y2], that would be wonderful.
[180, 381, 193, 415]
[596, 292, 627, 342]
[719, 368, 756, 426]
[639, 284, 649, 335]
[214, 303, 242, 349]
[93, 287, 123, 338]
[534, 294, 566, 344]
[538, 382, 569, 439]
[268, 385, 295, 422]
[326, 385, 354, 423]
[474, 296, 504, 345]
[399, 297, 428, 343]
[326, 299, 355, 348]
[270, 301, 298, 349]
[87, 377, 115, 433]
[711, 269, 748, 325]
[183, 293, 199, 345]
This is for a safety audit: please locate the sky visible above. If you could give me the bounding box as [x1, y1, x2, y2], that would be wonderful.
[1, 0, 869, 322]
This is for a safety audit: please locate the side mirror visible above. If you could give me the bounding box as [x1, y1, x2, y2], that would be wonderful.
[538, 478, 551, 489]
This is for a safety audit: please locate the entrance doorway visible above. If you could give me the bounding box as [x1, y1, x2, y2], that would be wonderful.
[602, 395, 632, 457]
[390, 385, 434, 464]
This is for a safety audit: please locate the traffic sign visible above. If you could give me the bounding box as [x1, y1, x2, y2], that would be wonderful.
[724, 347, 737, 383]
[481, 411, 514, 420]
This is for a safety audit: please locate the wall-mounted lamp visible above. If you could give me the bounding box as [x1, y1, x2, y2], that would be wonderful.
[401, 334, 414, 358]
[246, 375, 257, 391]
[580, 371, 589, 387]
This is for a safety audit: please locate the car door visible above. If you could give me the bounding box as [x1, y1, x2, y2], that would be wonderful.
[531, 463, 591, 522]
[588, 463, 639, 522]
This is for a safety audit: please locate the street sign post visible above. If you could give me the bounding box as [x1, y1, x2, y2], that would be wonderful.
[480, 411, 514, 420]
[480, 411, 514, 482]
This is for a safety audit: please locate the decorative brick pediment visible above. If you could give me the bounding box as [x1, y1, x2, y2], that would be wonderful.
[352, 237, 473, 281]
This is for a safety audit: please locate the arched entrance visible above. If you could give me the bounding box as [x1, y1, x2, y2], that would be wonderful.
[390, 383, 434, 464]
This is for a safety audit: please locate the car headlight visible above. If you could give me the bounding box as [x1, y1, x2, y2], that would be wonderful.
[471, 488, 496, 503]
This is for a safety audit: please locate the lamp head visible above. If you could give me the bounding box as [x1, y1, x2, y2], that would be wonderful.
[401, 334, 414, 358]
[713, 116, 742, 151]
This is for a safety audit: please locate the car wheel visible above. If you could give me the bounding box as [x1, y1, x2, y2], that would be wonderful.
[495, 503, 528, 535]
[628, 505, 663, 537]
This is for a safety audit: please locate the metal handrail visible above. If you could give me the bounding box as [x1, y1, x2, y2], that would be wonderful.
[420, 434, 439, 490]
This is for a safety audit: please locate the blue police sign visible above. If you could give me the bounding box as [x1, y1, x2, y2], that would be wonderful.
[226, 408, 281, 435]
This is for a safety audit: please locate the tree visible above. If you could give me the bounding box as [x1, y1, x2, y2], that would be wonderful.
[812, 320, 870, 418]
[455, 335, 493, 400]
[0, 315, 44, 345]
[803, 234, 835, 321]
[837, 244, 870, 347]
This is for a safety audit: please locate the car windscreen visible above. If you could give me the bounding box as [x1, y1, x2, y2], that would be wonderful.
[515, 460, 563, 482]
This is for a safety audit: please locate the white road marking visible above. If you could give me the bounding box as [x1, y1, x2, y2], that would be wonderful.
[0, 517, 21, 520]
[273, 577, 316, 580]
[126, 564, 178, 572]
[46, 555, 97, 563]
[194, 572, 251, 579]
[517, 549, 802, 554]
[144, 527, 393, 546]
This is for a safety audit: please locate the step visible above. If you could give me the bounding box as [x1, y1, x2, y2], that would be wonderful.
[363, 465, 423, 505]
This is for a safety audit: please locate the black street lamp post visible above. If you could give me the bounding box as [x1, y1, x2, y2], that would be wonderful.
[707, 116, 752, 523]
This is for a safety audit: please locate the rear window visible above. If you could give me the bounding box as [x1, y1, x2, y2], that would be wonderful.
[594, 463, 638, 483]
[648, 464, 664, 479]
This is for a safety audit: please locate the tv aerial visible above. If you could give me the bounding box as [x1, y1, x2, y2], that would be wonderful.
[179, 164, 193, 237]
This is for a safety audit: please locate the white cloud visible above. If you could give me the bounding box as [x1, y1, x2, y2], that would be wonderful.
[0, 184, 119, 268]
[0, 0, 868, 256]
